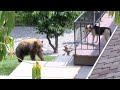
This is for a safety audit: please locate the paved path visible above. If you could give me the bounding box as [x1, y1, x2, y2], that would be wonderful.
[9, 61, 80, 79]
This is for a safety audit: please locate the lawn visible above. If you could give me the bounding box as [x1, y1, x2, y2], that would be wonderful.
[0, 55, 56, 75]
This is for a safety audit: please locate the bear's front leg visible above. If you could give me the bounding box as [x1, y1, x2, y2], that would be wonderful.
[17, 55, 24, 62]
[37, 51, 44, 61]
[30, 52, 36, 61]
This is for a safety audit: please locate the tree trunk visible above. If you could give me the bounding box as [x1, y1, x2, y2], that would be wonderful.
[46, 34, 58, 53]
[54, 35, 58, 53]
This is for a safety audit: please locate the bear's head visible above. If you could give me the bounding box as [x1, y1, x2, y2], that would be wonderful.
[33, 39, 43, 52]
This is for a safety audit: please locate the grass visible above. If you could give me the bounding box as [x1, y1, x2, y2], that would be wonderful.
[0, 55, 56, 75]
[24, 55, 55, 61]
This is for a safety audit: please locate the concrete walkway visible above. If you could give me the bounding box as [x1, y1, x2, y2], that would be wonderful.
[9, 61, 80, 79]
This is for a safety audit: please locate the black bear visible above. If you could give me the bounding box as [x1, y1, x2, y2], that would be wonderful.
[15, 38, 44, 62]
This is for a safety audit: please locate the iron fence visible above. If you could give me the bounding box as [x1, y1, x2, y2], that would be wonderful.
[74, 11, 107, 55]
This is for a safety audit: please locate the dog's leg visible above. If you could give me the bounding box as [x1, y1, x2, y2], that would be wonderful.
[92, 35, 95, 44]
[95, 36, 98, 43]
[84, 37, 87, 42]
[83, 31, 87, 42]
[105, 33, 110, 43]
[91, 30, 96, 44]
[104, 29, 110, 43]
[105, 35, 108, 43]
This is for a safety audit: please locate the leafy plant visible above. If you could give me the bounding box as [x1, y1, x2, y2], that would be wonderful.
[0, 11, 15, 62]
[32, 61, 41, 79]
[109, 11, 120, 25]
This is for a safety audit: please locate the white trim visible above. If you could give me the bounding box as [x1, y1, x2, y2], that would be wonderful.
[86, 25, 118, 79]
[74, 11, 85, 23]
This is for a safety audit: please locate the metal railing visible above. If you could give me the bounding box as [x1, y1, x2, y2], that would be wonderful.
[74, 11, 107, 55]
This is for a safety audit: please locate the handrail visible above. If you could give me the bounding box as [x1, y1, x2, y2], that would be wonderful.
[74, 11, 85, 23]
[74, 11, 107, 24]
[74, 11, 107, 51]
[95, 11, 107, 23]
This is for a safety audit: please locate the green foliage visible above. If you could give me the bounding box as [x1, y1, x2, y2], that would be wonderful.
[109, 11, 120, 25]
[0, 11, 15, 62]
[15, 11, 24, 26]
[16, 11, 80, 36]
[35, 11, 80, 37]
[15, 11, 37, 26]
[32, 62, 41, 79]
[109, 11, 114, 16]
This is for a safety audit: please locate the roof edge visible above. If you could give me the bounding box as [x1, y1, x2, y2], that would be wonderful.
[86, 25, 118, 79]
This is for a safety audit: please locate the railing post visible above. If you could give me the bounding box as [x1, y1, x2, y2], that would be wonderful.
[94, 11, 96, 23]
[98, 22, 101, 55]
[74, 22, 76, 55]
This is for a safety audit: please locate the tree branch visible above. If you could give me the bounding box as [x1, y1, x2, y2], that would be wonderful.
[46, 34, 55, 50]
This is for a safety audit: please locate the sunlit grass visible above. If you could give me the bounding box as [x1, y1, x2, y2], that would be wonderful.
[0, 55, 55, 75]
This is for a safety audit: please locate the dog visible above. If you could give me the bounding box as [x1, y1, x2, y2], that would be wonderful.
[84, 24, 112, 44]
[63, 45, 73, 56]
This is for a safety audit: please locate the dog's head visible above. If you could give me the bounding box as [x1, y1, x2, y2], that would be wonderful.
[84, 24, 94, 33]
